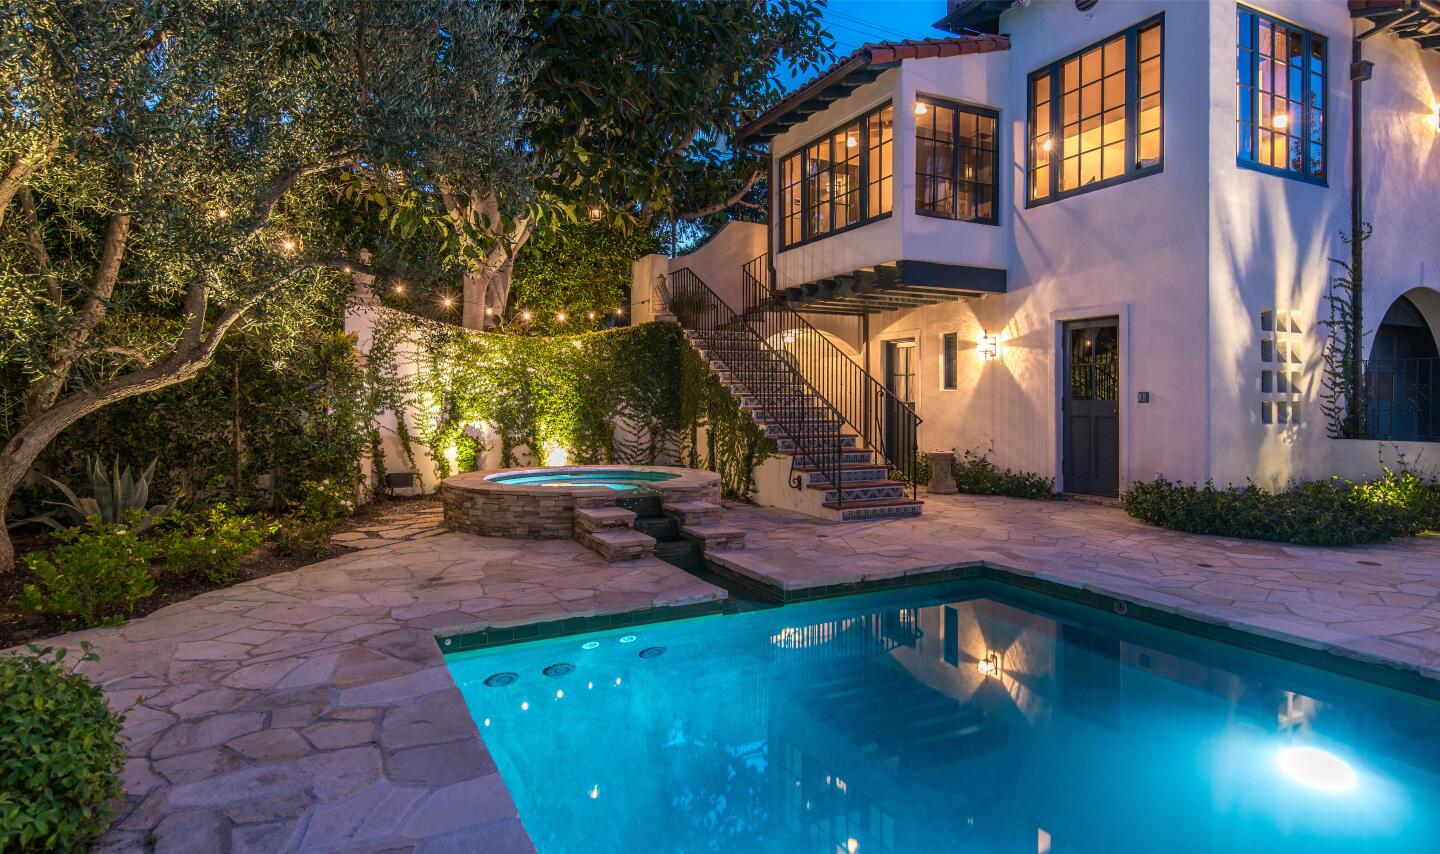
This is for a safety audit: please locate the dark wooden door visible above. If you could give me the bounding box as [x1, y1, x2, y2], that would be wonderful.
[884, 339, 916, 464]
[1063, 320, 1119, 496]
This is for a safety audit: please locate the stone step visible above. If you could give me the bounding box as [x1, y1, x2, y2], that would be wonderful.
[777, 448, 877, 466]
[576, 528, 656, 562]
[795, 465, 892, 486]
[573, 506, 637, 533]
[777, 434, 859, 451]
[662, 499, 724, 526]
[680, 523, 746, 551]
[760, 421, 844, 438]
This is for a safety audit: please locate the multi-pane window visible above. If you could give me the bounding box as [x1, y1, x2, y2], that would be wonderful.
[916, 99, 998, 224]
[778, 103, 893, 249]
[1028, 16, 1164, 204]
[1237, 6, 1325, 182]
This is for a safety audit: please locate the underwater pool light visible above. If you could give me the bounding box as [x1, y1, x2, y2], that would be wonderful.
[1277, 746, 1357, 793]
[582, 641, 600, 650]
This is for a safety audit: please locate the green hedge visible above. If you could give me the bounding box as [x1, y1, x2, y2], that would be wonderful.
[1120, 469, 1439, 546]
[906, 449, 1054, 501]
[0, 645, 126, 852]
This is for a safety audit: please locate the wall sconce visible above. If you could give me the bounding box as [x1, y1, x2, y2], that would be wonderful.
[978, 332, 1000, 361]
[1430, 104, 1440, 133]
[977, 650, 1001, 678]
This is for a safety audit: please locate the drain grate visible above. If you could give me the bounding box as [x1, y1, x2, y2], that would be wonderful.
[484, 672, 519, 687]
[638, 646, 667, 659]
[543, 663, 576, 677]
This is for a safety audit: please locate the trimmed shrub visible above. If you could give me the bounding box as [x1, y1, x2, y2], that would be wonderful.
[156, 505, 277, 583]
[275, 479, 355, 557]
[18, 523, 157, 628]
[0, 644, 126, 852]
[1120, 476, 1431, 546]
[952, 450, 1054, 500]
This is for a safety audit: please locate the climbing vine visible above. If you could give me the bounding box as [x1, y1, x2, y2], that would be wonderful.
[1321, 224, 1372, 439]
[366, 313, 772, 498]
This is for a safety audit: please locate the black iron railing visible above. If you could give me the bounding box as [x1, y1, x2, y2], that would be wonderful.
[739, 254, 923, 496]
[1364, 357, 1439, 442]
[665, 267, 849, 503]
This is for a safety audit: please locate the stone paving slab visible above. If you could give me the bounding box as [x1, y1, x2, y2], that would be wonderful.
[25, 532, 724, 853]
[714, 493, 1440, 682]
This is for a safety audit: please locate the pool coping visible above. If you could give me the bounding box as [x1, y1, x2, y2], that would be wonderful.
[438, 558, 1440, 702]
[443, 465, 721, 500]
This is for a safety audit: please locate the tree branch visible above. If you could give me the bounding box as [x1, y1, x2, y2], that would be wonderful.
[676, 169, 764, 220]
[244, 151, 359, 234]
[19, 187, 61, 304]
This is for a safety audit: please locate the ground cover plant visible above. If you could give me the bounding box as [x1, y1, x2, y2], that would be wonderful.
[0, 643, 125, 853]
[1121, 467, 1440, 546]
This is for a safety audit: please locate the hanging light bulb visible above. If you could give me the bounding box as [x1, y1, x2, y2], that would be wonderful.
[1273, 113, 1289, 130]
[556, 312, 566, 323]
[440, 295, 455, 309]
[846, 134, 858, 148]
[214, 208, 228, 220]
[392, 282, 405, 295]
[522, 310, 532, 321]
[485, 306, 494, 316]
[587, 310, 596, 320]
[914, 101, 928, 116]
[279, 237, 297, 252]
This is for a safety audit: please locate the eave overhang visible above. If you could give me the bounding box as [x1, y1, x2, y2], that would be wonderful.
[933, 1, 1017, 36]
[777, 261, 1006, 317]
[738, 36, 1010, 148]
[1352, 0, 1440, 53]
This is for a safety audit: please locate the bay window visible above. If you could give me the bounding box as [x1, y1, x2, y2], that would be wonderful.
[916, 98, 998, 225]
[778, 103, 893, 249]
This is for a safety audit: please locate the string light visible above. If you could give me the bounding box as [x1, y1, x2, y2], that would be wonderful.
[485, 306, 494, 316]
[586, 310, 596, 320]
[440, 295, 455, 309]
[392, 282, 405, 295]
[279, 237, 296, 252]
[614, 307, 624, 316]
[522, 311, 532, 321]
[556, 312, 567, 323]
[214, 208, 228, 220]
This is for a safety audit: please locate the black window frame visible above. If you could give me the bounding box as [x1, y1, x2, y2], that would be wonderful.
[915, 98, 1001, 226]
[942, 332, 958, 389]
[1236, 6, 1327, 186]
[1026, 14, 1165, 207]
[777, 101, 894, 252]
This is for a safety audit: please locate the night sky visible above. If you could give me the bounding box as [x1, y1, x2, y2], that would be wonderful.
[777, 0, 957, 91]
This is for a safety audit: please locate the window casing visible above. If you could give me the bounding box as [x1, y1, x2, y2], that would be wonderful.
[916, 99, 999, 225]
[1236, 6, 1326, 183]
[1027, 16, 1164, 205]
[778, 103, 893, 249]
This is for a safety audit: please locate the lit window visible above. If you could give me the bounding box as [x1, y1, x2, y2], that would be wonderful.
[1237, 6, 1326, 182]
[1028, 16, 1164, 204]
[916, 100, 998, 224]
[778, 104, 893, 249]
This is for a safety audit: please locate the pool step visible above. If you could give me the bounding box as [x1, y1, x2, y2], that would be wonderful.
[577, 527, 656, 562]
[662, 500, 724, 527]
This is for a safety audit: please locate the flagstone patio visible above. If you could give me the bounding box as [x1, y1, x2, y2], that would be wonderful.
[22, 493, 1440, 851]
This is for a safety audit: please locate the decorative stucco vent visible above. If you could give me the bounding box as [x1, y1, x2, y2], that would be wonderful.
[1259, 309, 1304, 426]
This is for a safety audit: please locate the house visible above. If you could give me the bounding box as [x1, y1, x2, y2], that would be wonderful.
[633, 0, 1440, 514]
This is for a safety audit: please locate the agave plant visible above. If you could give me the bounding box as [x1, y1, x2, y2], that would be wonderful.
[13, 457, 182, 533]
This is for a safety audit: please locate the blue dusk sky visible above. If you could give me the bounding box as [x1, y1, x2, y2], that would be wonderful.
[777, 0, 957, 91]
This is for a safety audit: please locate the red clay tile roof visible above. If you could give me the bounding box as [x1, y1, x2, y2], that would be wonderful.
[738, 35, 1010, 147]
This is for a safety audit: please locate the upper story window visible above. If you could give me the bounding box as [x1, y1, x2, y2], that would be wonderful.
[779, 103, 893, 249]
[1236, 6, 1326, 183]
[1027, 16, 1164, 205]
[916, 99, 999, 225]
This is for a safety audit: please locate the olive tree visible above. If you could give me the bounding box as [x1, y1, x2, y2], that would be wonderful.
[0, 0, 529, 571]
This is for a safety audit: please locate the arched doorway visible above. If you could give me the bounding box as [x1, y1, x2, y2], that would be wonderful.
[1367, 294, 1439, 440]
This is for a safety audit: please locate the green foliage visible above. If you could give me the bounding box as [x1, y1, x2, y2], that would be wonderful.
[507, 219, 658, 334]
[18, 523, 156, 628]
[678, 342, 775, 499]
[1321, 224, 1372, 438]
[41, 330, 370, 514]
[951, 450, 1055, 500]
[274, 479, 355, 558]
[156, 506, 277, 584]
[1120, 474, 1438, 546]
[0, 643, 125, 853]
[15, 457, 180, 534]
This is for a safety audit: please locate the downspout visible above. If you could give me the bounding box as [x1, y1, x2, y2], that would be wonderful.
[765, 145, 777, 298]
[1349, 35, 1374, 434]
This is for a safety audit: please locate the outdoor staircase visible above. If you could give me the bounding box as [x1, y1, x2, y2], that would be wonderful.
[684, 326, 923, 522]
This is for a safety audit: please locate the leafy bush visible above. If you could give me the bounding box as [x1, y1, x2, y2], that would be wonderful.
[18, 523, 157, 628]
[0, 643, 126, 853]
[156, 506, 277, 583]
[1347, 466, 1440, 534]
[13, 456, 180, 534]
[274, 479, 355, 557]
[951, 450, 1055, 500]
[1120, 477, 1421, 546]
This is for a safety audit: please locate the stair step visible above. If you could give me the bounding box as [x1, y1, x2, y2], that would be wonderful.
[577, 528, 656, 562]
[680, 523, 746, 551]
[823, 498, 925, 522]
[815, 482, 910, 503]
[573, 506, 637, 533]
[662, 499, 723, 526]
[797, 466, 891, 486]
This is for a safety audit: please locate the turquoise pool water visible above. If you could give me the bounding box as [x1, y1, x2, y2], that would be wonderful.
[487, 469, 678, 491]
[448, 582, 1440, 853]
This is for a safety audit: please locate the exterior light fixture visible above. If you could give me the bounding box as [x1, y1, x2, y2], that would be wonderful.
[1430, 104, 1440, 133]
[441, 295, 455, 309]
[782, 330, 796, 345]
[615, 307, 624, 316]
[279, 237, 296, 252]
[443, 444, 459, 462]
[392, 282, 405, 295]
[914, 101, 928, 116]
[977, 650, 1001, 677]
[215, 208, 228, 220]
[587, 310, 596, 320]
[589, 206, 602, 220]
[978, 332, 1000, 361]
[522, 310, 532, 321]
[556, 312, 567, 323]
[485, 306, 494, 316]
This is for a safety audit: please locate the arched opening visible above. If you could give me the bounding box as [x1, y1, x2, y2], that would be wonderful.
[1367, 294, 1440, 440]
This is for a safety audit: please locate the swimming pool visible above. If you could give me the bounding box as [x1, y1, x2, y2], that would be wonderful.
[486, 469, 679, 491]
[448, 582, 1440, 853]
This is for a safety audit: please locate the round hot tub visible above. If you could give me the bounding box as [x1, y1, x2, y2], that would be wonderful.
[441, 465, 721, 539]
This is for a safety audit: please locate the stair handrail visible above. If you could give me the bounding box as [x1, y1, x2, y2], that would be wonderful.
[665, 267, 847, 505]
[740, 254, 923, 497]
